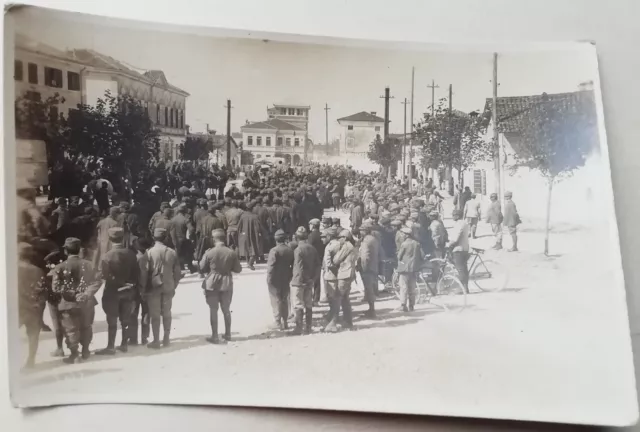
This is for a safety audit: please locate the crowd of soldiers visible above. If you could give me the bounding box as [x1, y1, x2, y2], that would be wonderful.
[17, 163, 520, 369]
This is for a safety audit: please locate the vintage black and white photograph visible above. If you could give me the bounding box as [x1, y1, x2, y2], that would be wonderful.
[5, 5, 637, 426]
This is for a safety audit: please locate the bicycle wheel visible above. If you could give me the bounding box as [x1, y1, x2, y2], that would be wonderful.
[433, 273, 467, 312]
[470, 259, 510, 293]
[391, 270, 401, 300]
[415, 273, 430, 304]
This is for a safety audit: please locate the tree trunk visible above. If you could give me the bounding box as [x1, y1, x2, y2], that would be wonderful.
[544, 178, 554, 256]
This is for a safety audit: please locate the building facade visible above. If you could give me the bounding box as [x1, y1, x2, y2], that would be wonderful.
[334, 111, 385, 172]
[242, 103, 310, 166]
[69, 49, 190, 161]
[14, 34, 85, 115]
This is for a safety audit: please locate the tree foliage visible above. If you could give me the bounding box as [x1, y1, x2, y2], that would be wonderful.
[179, 134, 213, 161]
[414, 98, 491, 179]
[367, 135, 402, 174]
[15, 90, 161, 197]
[510, 91, 598, 180]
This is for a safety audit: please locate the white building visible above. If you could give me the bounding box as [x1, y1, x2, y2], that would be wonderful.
[336, 111, 385, 172]
[242, 102, 310, 166]
[462, 89, 603, 226]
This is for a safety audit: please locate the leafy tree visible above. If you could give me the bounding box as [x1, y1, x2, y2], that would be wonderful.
[367, 135, 402, 178]
[414, 98, 490, 191]
[15, 90, 161, 198]
[179, 134, 213, 161]
[510, 91, 598, 255]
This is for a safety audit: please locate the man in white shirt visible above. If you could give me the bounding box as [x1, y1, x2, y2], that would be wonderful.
[446, 209, 470, 294]
[463, 193, 481, 239]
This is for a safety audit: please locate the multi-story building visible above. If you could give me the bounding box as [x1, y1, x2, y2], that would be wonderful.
[242, 103, 310, 166]
[14, 34, 85, 116]
[68, 49, 189, 161]
[337, 111, 385, 155]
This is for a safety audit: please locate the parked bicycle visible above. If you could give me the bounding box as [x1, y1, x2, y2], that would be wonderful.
[467, 247, 510, 293]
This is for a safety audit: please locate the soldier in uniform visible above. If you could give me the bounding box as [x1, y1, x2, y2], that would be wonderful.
[170, 203, 192, 273]
[503, 191, 521, 252]
[18, 243, 47, 369]
[486, 193, 503, 250]
[96, 227, 139, 355]
[266, 229, 294, 330]
[128, 237, 151, 346]
[119, 201, 140, 249]
[146, 228, 182, 348]
[199, 229, 242, 344]
[396, 227, 424, 313]
[44, 250, 67, 357]
[149, 202, 170, 234]
[307, 218, 324, 306]
[237, 201, 263, 270]
[224, 200, 243, 250]
[154, 206, 175, 248]
[290, 226, 320, 335]
[93, 206, 122, 267]
[358, 222, 380, 318]
[52, 238, 101, 364]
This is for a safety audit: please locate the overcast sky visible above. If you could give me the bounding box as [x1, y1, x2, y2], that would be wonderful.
[15, 8, 597, 143]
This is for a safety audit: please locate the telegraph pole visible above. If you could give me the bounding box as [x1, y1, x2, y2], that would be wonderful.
[401, 98, 410, 178]
[448, 84, 452, 113]
[408, 67, 415, 191]
[226, 99, 232, 167]
[324, 103, 330, 156]
[379, 87, 393, 140]
[427, 79, 440, 116]
[492, 53, 501, 197]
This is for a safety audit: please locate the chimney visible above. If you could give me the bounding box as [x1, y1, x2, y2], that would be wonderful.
[370, 112, 377, 116]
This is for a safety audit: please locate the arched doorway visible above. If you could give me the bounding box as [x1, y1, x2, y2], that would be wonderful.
[293, 154, 301, 166]
[284, 154, 292, 165]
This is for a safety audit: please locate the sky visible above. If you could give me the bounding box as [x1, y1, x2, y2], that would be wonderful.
[14, 8, 598, 143]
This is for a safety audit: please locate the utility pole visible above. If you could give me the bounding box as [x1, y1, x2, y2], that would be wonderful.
[448, 84, 452, 113]
[379, 87, 394, 179]
[401, 98, 410, 178]
[427, 79, 440, 117]
[492, 53, 501, 198]
[408, 68, 415, 191]
[226, 99, 232, 168]
[324, 103, 330, 156]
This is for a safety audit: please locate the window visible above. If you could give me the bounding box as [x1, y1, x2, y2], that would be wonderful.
[347, 125, 353, 130]
[144, 102, 149, 117]
[44, 67, 63, 88]
[296, 109, 302, 116]
[294, 138, 300, 147]
[374, 126, 381, 132]
[266, 154, 271, 158]
[28, 63, 38, 84]
[14, 60, 23, 81]
[179, 110, 184, 129]
[473, 169, 487, 195]
[164, 107, 168, 125]
[256, 154, 261, 158]
[288, 108, 295, 115]
[49, 105, 59, 120]
[286, 137, 291, 146]
[280, 108, 287, 115]
[257, 136, 262, 146]
[25, 91, 41, 101]
[67, 71, 80, 91]
[156, 105, 161, 124]
[266, 137, 271, 146]
[170, 108, 175, 127]
[247, 136, 253, 146]
[277, 137, 283, 146]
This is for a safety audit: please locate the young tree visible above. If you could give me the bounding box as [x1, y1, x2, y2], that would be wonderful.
[367, 135, 402, 179]
[179, 134, 213, 161]
[511, 91, 598, 255]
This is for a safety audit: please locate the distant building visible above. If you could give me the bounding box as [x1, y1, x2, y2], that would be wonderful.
[242, 102, 310, 166]
[337, 111, 385, 155]
[210, 134, 240, 168]
[68, 49, 190, 161]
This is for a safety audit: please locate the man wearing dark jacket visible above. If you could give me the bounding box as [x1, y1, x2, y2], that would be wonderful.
[266, 229, 294, 330]
[307, 218, 325, 306]
[170, 203, 191, 272]
[96, 228, 139, 355]
[290, 226, 320, 335]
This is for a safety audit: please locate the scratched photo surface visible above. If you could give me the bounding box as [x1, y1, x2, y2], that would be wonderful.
[5, 6, 637, 427]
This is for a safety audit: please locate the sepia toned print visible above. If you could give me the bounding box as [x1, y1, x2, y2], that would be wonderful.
[6, 6, 637, 427]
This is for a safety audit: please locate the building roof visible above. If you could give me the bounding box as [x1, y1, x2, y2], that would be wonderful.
[231, 132, 243, 139]
[211, 134, 238, 149]
[337, 111, 385, 123]
[67, 48, 189, 96]
[241, 118, 304, 131]
[16, 34, 81, 64]
[483, 91, 588, 133]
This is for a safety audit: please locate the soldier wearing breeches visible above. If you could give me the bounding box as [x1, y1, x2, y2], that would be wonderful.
[266, 229, 294, 330]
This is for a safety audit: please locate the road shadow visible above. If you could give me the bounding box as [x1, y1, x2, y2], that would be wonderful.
[27, 333, 210, 377]
[21, 367, 122, 388]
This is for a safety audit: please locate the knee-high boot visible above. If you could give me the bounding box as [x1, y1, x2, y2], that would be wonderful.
[304, 308, 313, 334]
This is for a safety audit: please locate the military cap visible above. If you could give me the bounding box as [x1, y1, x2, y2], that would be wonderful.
[429, 211, 440, 218]
[160, 201, 170, 209]
[309, 218, 321, 227]
[322, 216, 331, 223]
[295, 226, 308, 236]
[490, 193, 498, 199]
[63, 237, 81, 249]
[331, 217, 340, 223]
[338, 229, 352, 239]
[274, 229, 286, 239]
[153, 228, 167, 239]
[212, 228, 226, 239]
[108, 227, 124, 241]
[381, 210, 391, 218]
[400, 227, 413, 236]
[109, 206, 121, 216]
[322, 227, 338, 238]
[369, 214, 379, 221]
[389, 203, 400, 211]
[176, 203, 187, 212]
[197, 198, 206, 206]
[379, 217, 390, 225]
[360, 222, 373, 232]
[390, 219, 402, 227]
[504, 191, 513, 198]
